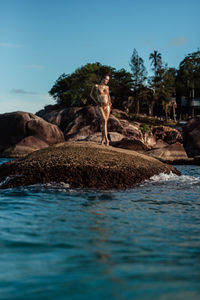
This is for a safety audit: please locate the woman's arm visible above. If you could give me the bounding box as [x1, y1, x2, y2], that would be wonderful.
[108, 87, 112, 107]
[90, 85, 98, 105]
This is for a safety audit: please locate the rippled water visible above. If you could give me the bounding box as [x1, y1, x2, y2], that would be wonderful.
[0, 158, 200, 300]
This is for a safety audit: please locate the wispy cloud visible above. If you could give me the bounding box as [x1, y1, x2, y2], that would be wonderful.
[0, 43, 22, 48]
[25, 64, 45, 70]
[144, 40, 153, 47]
[10, 89, 37, 95]
[169, 36, 189, 47]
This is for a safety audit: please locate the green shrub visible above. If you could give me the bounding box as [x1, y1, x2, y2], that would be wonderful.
[113, 113, 121, 118]
[140, 123, 151, 134]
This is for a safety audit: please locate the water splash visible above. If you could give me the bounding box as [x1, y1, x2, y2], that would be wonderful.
[148, 171, 200, 186]
[27, 181, 71, 193]
[0, 174, 23, 188]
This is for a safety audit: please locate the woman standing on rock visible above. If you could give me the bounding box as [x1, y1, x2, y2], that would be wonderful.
[90, 75, 112, 146]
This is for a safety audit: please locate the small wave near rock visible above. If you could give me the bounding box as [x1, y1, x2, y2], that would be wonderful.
[146, 171, 200, 188]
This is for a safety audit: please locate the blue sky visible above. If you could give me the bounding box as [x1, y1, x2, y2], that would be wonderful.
[0, 0, 199, 113]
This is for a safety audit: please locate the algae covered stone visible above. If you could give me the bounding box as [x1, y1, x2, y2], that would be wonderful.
[0, 142, 180, 189]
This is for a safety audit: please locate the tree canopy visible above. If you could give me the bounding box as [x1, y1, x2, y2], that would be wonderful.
[129, 48, 147, 89]
[176, 50, 200, 97]
[49, 49, 200, 117]
[128, 49, 147, 114]
[49, 62, 132, 108]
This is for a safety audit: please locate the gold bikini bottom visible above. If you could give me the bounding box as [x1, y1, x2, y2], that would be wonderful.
[97, 104, 110, 119]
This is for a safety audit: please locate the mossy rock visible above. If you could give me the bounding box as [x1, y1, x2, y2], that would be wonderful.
[0, 142, 180, 189]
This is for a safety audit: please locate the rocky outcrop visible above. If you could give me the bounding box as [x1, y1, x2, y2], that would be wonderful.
[147, 142, 189, 163]
[37, 106, 148, 150]
[152, 126, 183, 144]
[111, 138, 149, 151]
[0, 142, 180, 189]
[0, 111, 65, 157]
[37, 105, 97, 132]
[64, 106, 100, 140]
[36, 105, 187, 159]
[183, 116, 200, 157]
[145, 125, 189, 163]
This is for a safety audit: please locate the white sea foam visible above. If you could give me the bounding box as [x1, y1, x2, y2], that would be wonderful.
[0, 176, 11, 187]
[29, 181, 71, 192]
[0, 174, 22, 187]
[45, 182, 70, 189]
[148, 171, 200, 185]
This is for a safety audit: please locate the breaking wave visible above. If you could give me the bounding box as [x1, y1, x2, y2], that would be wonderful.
[150, 171, 200, 184]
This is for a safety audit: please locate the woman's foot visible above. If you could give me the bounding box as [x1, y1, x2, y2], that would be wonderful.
[101, 138, 105, 145]
[105, 139, 109, 146]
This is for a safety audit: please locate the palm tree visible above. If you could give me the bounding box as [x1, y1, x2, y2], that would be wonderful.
[148, 51, 163, 116]
[149, 50, 162, 78]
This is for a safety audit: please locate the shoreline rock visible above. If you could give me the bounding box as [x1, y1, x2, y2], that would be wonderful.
[37, 105, 185, 153]
[0, 111, 65, 157]
[37, 106, 149, 149]
[146, 142, 189, 162]
[0, 141, 180, 190]
[183, 116, 200, 157]
[0, 107, 192, 164]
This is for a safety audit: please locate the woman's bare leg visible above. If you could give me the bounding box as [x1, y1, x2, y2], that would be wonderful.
[96, 106, 105, 144]
[104, 106, 110, 146]
[98, 107, 106, 144]
[105, 121, 109, 145]
[99, 106, 110, 146]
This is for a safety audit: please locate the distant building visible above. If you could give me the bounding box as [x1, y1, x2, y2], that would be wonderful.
[181, 96, 200, 117]
[179, 88, 200, 118]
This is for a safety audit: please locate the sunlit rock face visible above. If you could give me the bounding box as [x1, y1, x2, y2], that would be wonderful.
[0, 111, 65, 157]
[36, 105, 185, 158]
[37, 106, 148, 150]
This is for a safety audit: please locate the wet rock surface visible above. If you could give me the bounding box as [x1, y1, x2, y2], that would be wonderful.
[0, 142, 180, 190]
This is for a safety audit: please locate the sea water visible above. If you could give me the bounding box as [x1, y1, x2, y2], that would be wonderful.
[0, 158, 199, 300]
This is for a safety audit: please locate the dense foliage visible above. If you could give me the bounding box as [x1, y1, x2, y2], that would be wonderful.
[49, 50, 200, 118]
[49, 63, 132, 109]
[176, 50, 200, 97]
[129, 49, 147, 114]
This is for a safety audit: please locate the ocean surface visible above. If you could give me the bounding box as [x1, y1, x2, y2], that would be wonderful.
[0, 158, 200, 300]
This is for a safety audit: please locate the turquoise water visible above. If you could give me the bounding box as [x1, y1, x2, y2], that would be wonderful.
[0, 158, 200, 300]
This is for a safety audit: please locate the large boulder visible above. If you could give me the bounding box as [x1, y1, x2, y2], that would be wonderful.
[64, 106, 100, 140]
[0, 141, 180, 189]
[37, 105, 97, 132]
[37, 105, 147, 150]
[144, 125, 190, 163]
[111, 138, 149, 151]
[183, 116, 200, 157]
[152, 126, 183, 144]
[146, 142, 189, 163]
[36, 106, 184, 155]
[0, 111, 65, 157]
